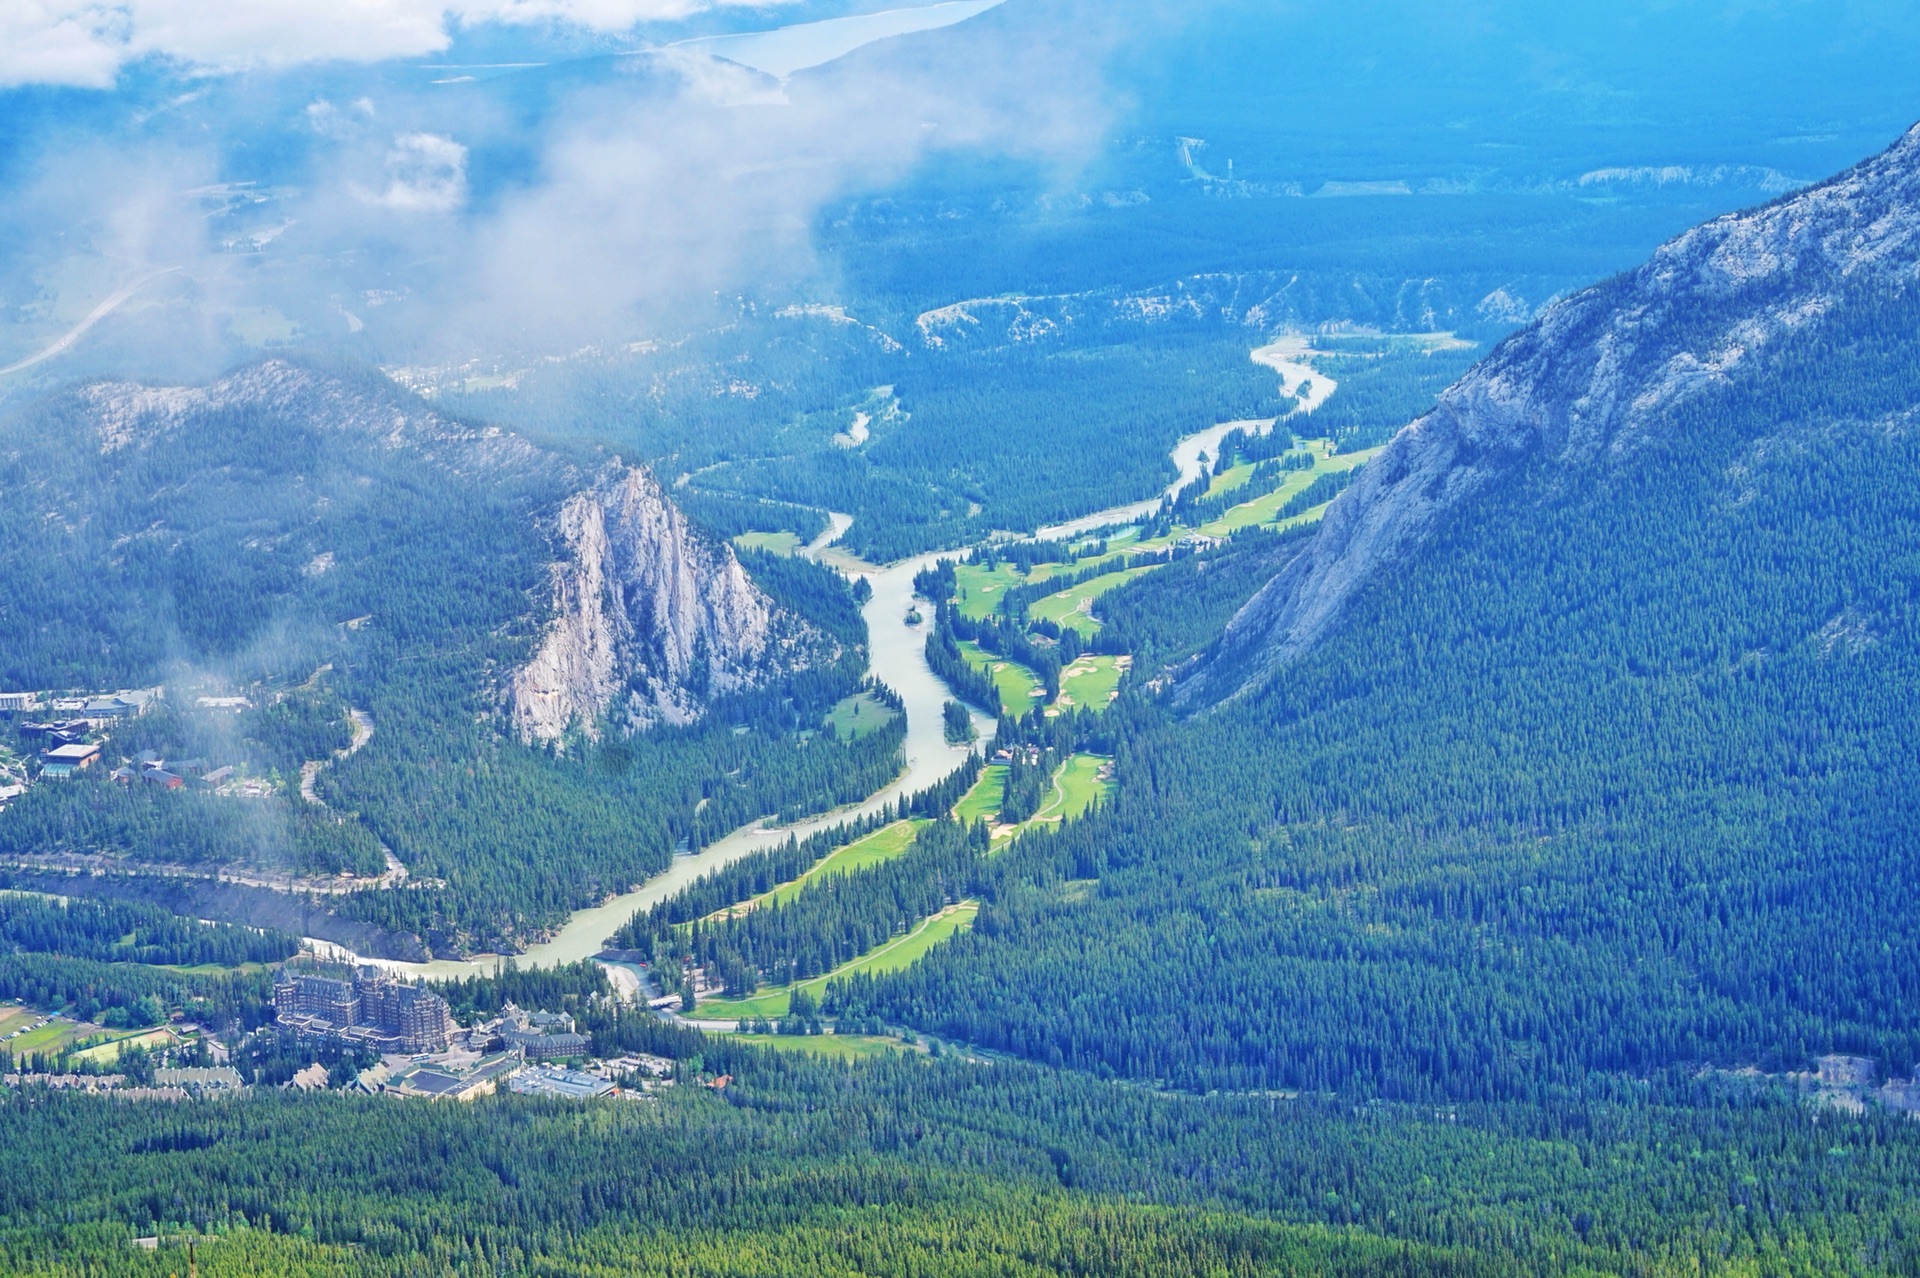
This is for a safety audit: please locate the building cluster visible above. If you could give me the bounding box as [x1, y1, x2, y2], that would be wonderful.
[108, 750, 234, 791]
[3, 687, 170, 782]
[273, 965, 458, 1056]
[485, 1004, 593, 1062]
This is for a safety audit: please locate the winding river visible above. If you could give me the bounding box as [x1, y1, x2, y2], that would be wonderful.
[1032, 336, 1336, 541]
[357, 530, 986, 979]
[341, 336, 1332, 980]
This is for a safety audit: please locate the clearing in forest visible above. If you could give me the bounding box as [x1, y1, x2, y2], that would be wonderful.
[731, 530, 803, 556]
[953, 764, 1007, 824]
[1051, 654, 1128, 715]
[707, 820, 927, 921]
[1028, 566, 1159, 636]
[1198, 444, 1382, 537]
[696, 902, 979, 1020]
[953, 562, 1024, 620]
[70, 1027, 178, 1066]
[6, 1016, 106, 1057]
[824, 690, 899, 741]
[957, 639, 1044, 716]
[714, 1032, 912, 1059]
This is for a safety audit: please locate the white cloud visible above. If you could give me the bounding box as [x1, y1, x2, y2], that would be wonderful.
[0, 0, 781, 88]
[353, 132, 469, 211]
[0, 3, 128, 89]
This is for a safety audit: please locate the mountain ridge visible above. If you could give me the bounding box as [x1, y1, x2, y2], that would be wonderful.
[1178, 122, 1920, 707]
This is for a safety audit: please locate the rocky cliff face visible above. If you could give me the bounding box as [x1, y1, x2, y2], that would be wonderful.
[1179, 123, 1920, 707]
[509, 466, 826, 743]
[68, 358, 825, 741]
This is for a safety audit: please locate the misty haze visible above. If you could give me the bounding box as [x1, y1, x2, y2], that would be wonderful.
[5, 3, 1920, 1275]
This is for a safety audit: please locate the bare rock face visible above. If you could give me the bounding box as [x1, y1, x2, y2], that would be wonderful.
[1179, 124, 1920, 708]
[509, 466, 825, 744]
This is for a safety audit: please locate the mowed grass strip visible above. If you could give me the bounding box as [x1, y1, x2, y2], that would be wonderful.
[957, 639, 1044, 716]
[989, 753, 1116, 849]
[708, 820, 926, 920]
[71, 1027, 177, 1065]
[953, 764, 1007, 825]
[8, 1017, 105, 1056]
[1029, 565, 1159, 636]
[1198, 444, 1382, 537]
[696, 903, 979, 1020]
[712, 1032, 912, 1060]
[952, 562, 1024, 620]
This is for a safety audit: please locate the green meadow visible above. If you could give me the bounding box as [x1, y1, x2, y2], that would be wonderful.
[731, 530, 803, 556]
[957, 639, 1044, 715]
[1028, 566, 1159, 635]
[696, 903, 979, 1020]
[1198, 444, 1380, 537]
[711, 1031, 913, 1060]
[1028, 753, 1113, 826]
[1051, 654, 1127, 715]
[953, 764, 1007, 825]
[824, 690, 900, 741]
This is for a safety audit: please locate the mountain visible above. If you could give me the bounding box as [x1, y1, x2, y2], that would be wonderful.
[1180, 122, 1920, 706]
[510, 466, 831, 744]
[865, 127, 1920, 1098]
[10, 358, 814, 730]
[0, 357, 887, 956]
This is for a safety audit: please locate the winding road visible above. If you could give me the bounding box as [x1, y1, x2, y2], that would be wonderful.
[0, 268, 181, 378]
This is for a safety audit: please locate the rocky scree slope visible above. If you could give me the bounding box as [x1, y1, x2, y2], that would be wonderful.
[65, 359, 825, 735]
[1178, 122, 1920, 707]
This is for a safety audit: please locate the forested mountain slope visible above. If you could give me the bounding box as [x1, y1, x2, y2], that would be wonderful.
[0, 358, 877, 955]
[4, 358, 817, 724]
[1181, 122, 1920, 705]
[860, 128, 1920, 1098]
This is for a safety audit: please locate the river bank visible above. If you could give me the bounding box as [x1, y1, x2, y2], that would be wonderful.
[350, 527, 984, 980]
[329, 336, 1334, 979]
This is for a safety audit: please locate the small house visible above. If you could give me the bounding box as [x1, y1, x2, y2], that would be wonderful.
[142, 770, 184, 790]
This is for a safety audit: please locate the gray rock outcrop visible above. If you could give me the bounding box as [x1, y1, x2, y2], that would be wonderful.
[1180, 123, 1920, 708]
[68, 357, 826, 743]
[509, 465, 826, 743]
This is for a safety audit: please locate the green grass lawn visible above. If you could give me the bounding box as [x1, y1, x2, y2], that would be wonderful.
[0, 1005, 34, 1037]
[1028, 566, 1160, 635]
[824, 691, 900, 742]
[697, 903, 979, 1020]
[754, 820, 924, 911]
[957, 639, 1045, 716]
[71, 1027, 177, 1066]
[715, 1032, 912, 1060]
[953, 764, 1007, 825]
[732, 530, 803, 556]
[1202, 460, 1257, 498]
[8, 1017, 106, 1057]
[1052, 655, 1128, 715]
[1198, 444, 1382, 537]
[953, 561, 1024, 620]
[1027, 753, 1113, 826]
